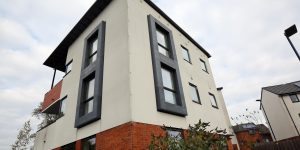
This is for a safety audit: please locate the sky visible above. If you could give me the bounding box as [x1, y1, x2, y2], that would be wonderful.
[0, 0, 299, 149]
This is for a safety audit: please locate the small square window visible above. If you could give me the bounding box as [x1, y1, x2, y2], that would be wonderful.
[82, 136, 96, 150]
[161, 67, 177, 104]
[65, 60, 72, 74]
[209, 93, 218, 108]
[290, 94, 299, 103]
[166, 129, 182, 140]
[189, 83, 201, 104]
[200, 59, 208, 72]
[182, 46, 191, 63]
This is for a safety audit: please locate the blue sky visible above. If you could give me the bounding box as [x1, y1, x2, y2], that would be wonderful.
[0, 0, 300, 149]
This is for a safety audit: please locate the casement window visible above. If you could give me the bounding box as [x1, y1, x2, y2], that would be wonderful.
[166, 128, 183, 140]
[209, 93, 218, 108]
[82, 136, 96, 150]
[200, 59, 208, 72]
[65, 60, 73, 75]
[59, 96, 67, 115]
[61, 142, 75, 150]
[148, 15, 187, 116]
[189, 83, 201, 104]
[290, 94, 299, 103]
[181, 46, 191, 63]
[75, 21, 106, 128]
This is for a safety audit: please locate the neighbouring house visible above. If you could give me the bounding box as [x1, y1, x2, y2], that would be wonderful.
[259, 81, 300, 142]
[33, 0, 239, 149]
[233, 123, 272, 150]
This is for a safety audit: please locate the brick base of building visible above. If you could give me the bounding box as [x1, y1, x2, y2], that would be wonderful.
[54, 121, 234, 150]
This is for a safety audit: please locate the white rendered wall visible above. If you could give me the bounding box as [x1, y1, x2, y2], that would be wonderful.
[261, 90, 299, 141]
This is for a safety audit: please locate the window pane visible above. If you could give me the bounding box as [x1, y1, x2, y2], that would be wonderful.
[167, 130, 182, 140]
[86, 78, 95, 99]
[82, 137, 96, 150]
[89, 53, 97, 64]
[156, 29, 168, 48]
[190, 85, 199, 102]
[161, 68, 175, 90]
[200, 60, 207, 71]
[60, 99, 66, 114]
[182, 48, 190, 62]
[164, 89, 176, 104]
[90, 38, 98, 55]
[158, 45, 169, 57]
[290, 95, 299, 102]
[209, 94, 217, 107]
[84, 99, 94, 115]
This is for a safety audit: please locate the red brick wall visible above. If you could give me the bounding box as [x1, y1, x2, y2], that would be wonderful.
[42, 80, 63, 111]
[235, 131, 262, 150]
[53, 122, 234, 150]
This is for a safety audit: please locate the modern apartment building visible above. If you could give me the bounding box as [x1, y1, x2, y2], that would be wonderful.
[260, 81, 300, 141]
[33, 0, 238, 149]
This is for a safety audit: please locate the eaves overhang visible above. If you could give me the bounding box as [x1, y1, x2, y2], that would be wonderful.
[43, 0, 112, 71]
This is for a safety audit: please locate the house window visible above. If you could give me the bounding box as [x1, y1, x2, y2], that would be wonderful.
[65, 60, 72, 75]
[209, 93, 218, 108]
[82, 77, 95, 115]
[148, 15, 187, 116]
[189, 83, 201, 104]
[82, 136, 96, 150]
[166, 129, 183, 140]
[200, 59, 208, 72]
[181, 46, 191, 63]
[156, 28, 170, 57]
[290, 94, 299, 103]
[75, 21, 106, 128]
[161, 67, 177, 104]
[62, 142, 75, 150]
[60, 96, 67, 115]
[87, 35, 98, 65]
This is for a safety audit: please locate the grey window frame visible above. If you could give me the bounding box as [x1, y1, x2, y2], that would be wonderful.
[148, 15, 187, 116]
[209, 93, 218, 109]
[189, 83, 201, 104]
[59, 95, 67, 115]
[181, 46, 191, 63]
[200, 59, 208, 73]
[289, 94, 300, 103]
[75, 21, 106, 128]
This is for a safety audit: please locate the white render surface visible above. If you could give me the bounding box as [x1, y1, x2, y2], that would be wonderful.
[261, 90, 300, 141]
[34, 0, 238, 149]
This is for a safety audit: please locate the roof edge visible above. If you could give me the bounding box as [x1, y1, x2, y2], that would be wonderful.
[144, 0, 211, 58]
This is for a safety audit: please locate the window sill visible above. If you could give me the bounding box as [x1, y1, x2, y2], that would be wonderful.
[202, 69, 209, 74]
[211, 105, 219, 109]
[184, 59, 192, 64]
[192, 100, 201, 105]
[63, 71, 71, 78]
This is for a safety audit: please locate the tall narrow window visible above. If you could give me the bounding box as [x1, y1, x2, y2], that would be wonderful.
[82, 77, 95, 115]
[148, 15, 187, 116]
[161, 67, 176, 104]
[75, 21, 106, 128]
[82, 136, 96, 150]
[189, 83, 201, 104]
[182, 46, 191, 63]
[156, 28, 170, 57]
[200, 59, 208, 72]
[290, 94, 299, 103]
[88, 35, 98, 65]
[209, 93, 218, 108]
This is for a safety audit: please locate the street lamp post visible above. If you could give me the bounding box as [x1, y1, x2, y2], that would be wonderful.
[284, 24, 300, 61]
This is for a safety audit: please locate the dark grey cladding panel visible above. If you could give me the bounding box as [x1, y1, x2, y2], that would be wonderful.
[263, 81, 300, 95]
